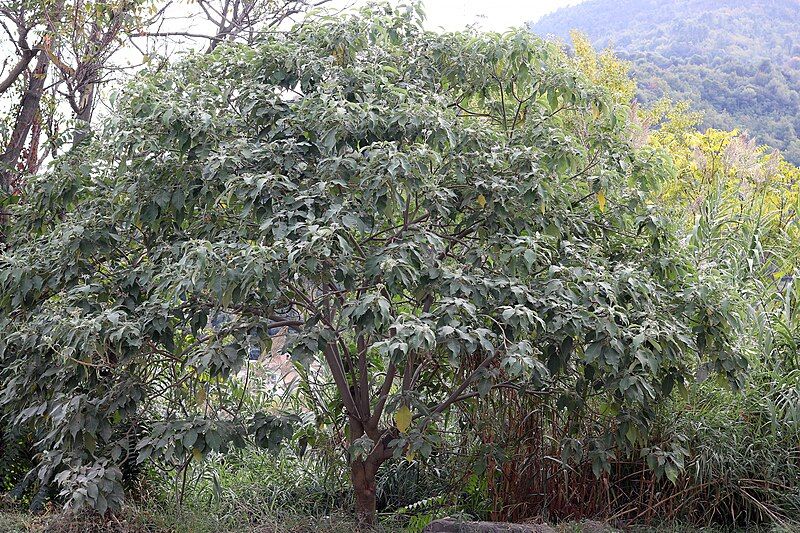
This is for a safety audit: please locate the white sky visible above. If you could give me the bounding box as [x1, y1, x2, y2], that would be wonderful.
[329, 1, 583, 32]
[415, 0, 583, 32]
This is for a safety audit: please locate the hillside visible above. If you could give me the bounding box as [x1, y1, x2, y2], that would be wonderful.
[530, 0, 800, 162]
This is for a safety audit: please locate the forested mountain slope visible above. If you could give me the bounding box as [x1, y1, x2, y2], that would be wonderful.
[530, 0, 800, 162]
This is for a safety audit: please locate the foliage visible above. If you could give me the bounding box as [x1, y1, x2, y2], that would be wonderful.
[0, 2, 749, 524]
[569, 31, 636, 105]
[457, 360, 799, 526]
[0, 427, 34, 495]
[530, 0, 800, 164]
[455, 35, 800, 528]
[0, 0, 330, 220]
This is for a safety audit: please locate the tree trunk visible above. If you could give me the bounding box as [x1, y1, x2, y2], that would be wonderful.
[71, 80, 95, 148]
[0, 49, 49, 240]
[351, 459, 378, 527]
[26, 112, 42, 174]
[0, 52, 49, 183]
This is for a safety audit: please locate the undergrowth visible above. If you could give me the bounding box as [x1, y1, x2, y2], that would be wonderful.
[1, 363, 796, 532]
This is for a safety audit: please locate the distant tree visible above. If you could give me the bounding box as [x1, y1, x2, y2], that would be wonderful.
[570, 31, 636, 103]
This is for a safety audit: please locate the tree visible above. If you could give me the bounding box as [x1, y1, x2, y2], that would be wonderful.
[0, 0, 330, 239]
[569, 30, 636, 104]
[0, 3, 747, 525]
[131, 0, 332, 53]
[0, 0, 64, 236]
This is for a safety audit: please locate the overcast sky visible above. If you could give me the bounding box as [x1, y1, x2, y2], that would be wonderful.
[415, 0, 583, 31]
[325, 1, 583, 32]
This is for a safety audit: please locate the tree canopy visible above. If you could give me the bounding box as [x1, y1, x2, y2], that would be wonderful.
[0, 3, 748, 525]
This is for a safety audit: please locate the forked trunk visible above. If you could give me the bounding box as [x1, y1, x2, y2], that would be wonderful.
[1, 51, 49, 240]
[351, 459, 378, 527]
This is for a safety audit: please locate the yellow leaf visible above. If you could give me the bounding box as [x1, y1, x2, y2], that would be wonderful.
[195, 387, 206, 407]
[192, 448, 202, 462]
[332, 44, 347, 65]
[597, 190, 606, 212]
[477, 194, 487, 208]
[405, 450, 416, 462]
[395, 404, 412, 433]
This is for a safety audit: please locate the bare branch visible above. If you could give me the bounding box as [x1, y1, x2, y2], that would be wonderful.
[0, 47, 37, 94]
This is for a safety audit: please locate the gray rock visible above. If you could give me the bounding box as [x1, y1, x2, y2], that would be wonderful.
[423, 518, 557, 533]
[576, 520, 616, 533]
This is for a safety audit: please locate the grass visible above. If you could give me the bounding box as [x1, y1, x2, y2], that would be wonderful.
[1, 364, 796, 533]
[0, 511, 31, 533]
[2, 509, 797, 533]
[0, 509, 399, 533]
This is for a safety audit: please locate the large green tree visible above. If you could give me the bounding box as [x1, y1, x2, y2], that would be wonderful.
[0, 3, 746, 524]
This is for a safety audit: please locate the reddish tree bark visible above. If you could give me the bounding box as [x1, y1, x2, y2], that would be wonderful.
[347, 412, 394, 526]
[0, 50, 49, 238]
[26, 112, 42, 174]
[351, 458, 379, 526]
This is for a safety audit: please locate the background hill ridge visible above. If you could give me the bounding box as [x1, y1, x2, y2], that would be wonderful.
[531, 0, 800, 162]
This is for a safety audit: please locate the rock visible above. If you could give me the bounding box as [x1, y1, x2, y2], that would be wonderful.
[423, 518, 557, 533]
[577, 520, 614, 533]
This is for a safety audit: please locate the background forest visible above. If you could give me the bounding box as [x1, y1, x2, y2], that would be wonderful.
[0, 1, 798, 533]
[531, 0, 800, 164]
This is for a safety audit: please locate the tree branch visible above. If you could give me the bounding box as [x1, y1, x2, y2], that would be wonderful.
[323, 342, 363, 421]
[423, 351, 496, 426]
[0, 47, 37, 94]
